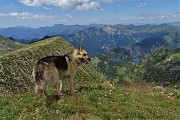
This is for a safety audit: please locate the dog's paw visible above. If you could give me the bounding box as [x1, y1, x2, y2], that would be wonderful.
[60, 91, 66, 96]
[70, 89, 77, 95]
[54, 95, 60, 100]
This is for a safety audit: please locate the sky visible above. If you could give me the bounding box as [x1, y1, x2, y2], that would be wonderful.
[0, 0, 179, 28]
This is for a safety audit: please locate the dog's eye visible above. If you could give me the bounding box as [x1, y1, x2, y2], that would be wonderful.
[83, 54, 87, 56]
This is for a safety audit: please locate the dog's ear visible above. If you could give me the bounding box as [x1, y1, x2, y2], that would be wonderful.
[78, 46, 83, 50]
[75, 49, 81, 55]
[78, 46, 85, 50]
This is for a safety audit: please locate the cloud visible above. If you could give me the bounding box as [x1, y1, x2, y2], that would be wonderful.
[105, 18, 111, 21]
[117, 12, 180, 23]
[119, 17, 136, 20]
[57, 19, 66, 23]
[98, 0, 114, 3]
[43, 7, 52, 10]
[0, 12, 57, 20]
[66, 14, 73, 18]
[138, 12, 180, 20]
[19, 0, 101, 10]
[137, 3, 147, 8]
[167, 13, 180, 18]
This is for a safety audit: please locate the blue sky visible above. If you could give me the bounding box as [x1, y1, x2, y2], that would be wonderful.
[0, 0, 179, 28]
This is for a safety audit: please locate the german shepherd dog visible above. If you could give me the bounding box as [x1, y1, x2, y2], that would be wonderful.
[32, 46, 90, 96]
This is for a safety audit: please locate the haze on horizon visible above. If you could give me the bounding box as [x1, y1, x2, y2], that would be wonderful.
[0, 0, 179, 28]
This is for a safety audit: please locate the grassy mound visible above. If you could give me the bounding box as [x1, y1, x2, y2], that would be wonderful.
[0, 37, 74, 96]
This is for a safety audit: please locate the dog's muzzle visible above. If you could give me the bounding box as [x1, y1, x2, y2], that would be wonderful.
[83, 58, 91, 64]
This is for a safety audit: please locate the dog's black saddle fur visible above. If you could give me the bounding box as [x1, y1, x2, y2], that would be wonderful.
[37, 55, 69, 71]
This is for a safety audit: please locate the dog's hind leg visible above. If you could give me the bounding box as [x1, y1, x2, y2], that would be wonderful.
[54, 84, 60, 96]
[53, 75, 61, 96]
[33, 64, 48, 96]
[35, 81, 47, 96]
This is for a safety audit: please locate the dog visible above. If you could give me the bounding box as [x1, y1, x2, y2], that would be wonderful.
[32, 46, 91, 96]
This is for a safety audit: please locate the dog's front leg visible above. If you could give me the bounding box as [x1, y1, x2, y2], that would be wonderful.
[60, 79, 65, 94]
[67, 76, 75, 95]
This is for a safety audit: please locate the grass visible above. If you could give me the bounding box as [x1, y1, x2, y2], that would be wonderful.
[0, 36, 179, 119]
[0, 36, 61, 58]
[0, 81, 179, 120]
[0, 36, 24, 55]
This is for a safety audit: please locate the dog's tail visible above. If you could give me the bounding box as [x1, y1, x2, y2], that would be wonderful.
[32, 63, 45, 83]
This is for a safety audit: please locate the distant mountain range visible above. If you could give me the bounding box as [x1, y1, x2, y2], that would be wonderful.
[0, 23, 179, 56]
[63, 24, 180, 56]
[167, 22, 180, 26]
[0, 24, 103, 40]
[0, 22, 179, 40]
[127, 32, 180, 57]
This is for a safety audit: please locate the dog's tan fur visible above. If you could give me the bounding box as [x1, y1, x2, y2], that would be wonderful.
[32, 47, 90, 96]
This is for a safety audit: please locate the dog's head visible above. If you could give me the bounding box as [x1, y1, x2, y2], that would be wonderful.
[72, 46, 91, 64]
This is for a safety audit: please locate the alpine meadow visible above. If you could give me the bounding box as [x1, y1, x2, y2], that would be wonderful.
[0, 0, 179, 119]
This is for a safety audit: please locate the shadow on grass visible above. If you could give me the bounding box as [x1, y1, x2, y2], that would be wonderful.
[45, 91, 73, 105]
[77, 85, 106, 92]
[46, 95, 61, 105]
[45, 86, 103, 105]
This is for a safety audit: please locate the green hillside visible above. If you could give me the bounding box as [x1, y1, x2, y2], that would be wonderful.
[140, 47, 180, 85]
[0, 37, 75, 96]
[0, 37, 179, 119]
[0, 36, 23, 55]
[94, 46, 180, 86]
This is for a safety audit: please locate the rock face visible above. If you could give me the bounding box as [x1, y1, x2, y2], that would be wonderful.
[0, 37, 74, 96]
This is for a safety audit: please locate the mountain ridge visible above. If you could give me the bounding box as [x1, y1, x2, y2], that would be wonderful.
[0, 24, 104, 40]
[0, 35, 24, 55]
[63, 24, 179, 56]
